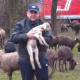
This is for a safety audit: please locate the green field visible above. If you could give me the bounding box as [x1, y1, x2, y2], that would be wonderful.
[0, 28, 80, 80]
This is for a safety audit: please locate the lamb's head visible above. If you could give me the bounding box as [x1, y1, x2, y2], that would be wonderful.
[75, 37, 80, 43]
[43, 22, 51, 31]
[70, 59, 77, 70]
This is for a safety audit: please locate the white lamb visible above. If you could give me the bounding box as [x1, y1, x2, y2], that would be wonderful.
[27, 22, 51, 70]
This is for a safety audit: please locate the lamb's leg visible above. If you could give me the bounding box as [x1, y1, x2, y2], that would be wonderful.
[8, 70, 13, 80]
[34, 46, 42, 69]
[59, 60, 61, 72]
[62, 61, 64, 72]
[34, 34, 44, 45]
[34, 34, 49, 46]
[65, 61, 67, 71]
[69, 61, 71, 70]
[49, 67, 55, 79]
[38, 37, 45, 46]
[27, 45, 35, 70]
[40, 35, 49, 47]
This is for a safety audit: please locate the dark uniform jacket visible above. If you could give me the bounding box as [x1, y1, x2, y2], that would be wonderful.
[11, 17, 52, 61]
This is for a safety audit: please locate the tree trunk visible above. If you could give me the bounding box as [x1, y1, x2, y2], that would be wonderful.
[51, 0, 58, 36]
[9, 0, 18, 37]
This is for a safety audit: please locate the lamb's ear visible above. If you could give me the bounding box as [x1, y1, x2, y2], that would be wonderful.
[76, 62, 78, 65]
[43, 23, 47, 30]
[74, 38, 76, 40]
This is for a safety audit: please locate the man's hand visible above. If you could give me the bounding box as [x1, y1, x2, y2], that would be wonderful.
[27, 33, 36, 39]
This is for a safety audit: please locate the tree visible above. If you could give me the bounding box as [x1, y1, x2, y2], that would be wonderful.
[0, 0, 39, 38]
[8, 0, 39, 37]
[51, 0, 58, 36]
[0, 0, 10, 38]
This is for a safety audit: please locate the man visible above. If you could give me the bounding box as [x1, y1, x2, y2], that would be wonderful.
[11, 3, 52, 80]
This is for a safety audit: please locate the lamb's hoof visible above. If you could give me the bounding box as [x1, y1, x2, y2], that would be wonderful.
[39, 66, 42, 69]
[33, 68, 36, 70]
[39, 41, 44, 45]
[45, 44, 49, 47]
[40, 43, 44, 45]
[32, 67, 36, 70]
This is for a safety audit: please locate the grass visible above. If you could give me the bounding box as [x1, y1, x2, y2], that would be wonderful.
[52, 71, 80, 80]
[0, 71, 22, 80]
[0, 28, 80, 80]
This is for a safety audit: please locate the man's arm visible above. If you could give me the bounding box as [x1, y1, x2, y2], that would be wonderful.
[11, 23, 28, 44]
[11, 23, 36, 44]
